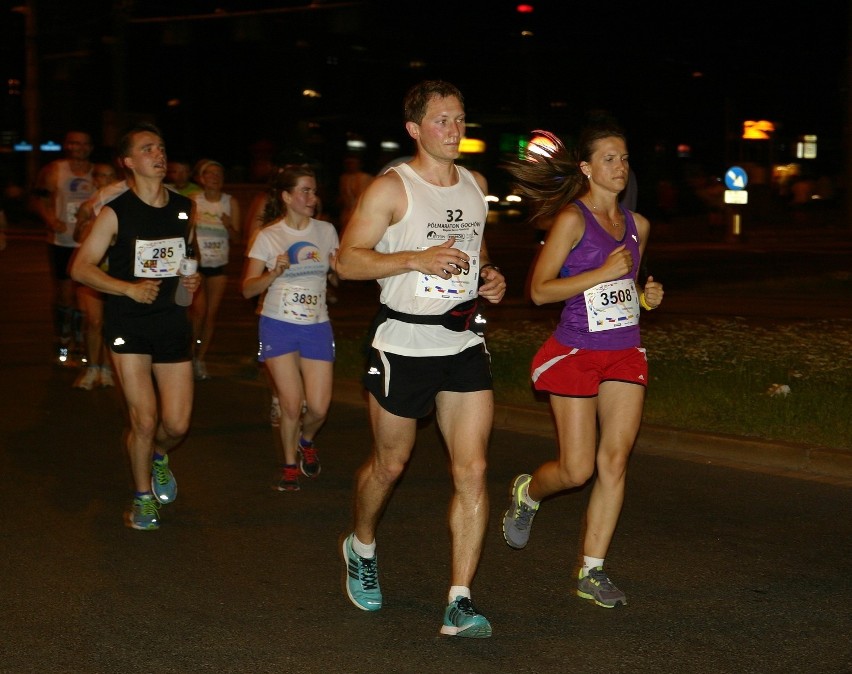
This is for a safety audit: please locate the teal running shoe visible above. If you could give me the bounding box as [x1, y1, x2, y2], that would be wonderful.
[502, 474, 538, 549]
[151, 454, 177, 504]
[577, 567, 627, 608]
[125, 494, 161, 531]
[440, 596, 492, 638]
[342, 533, 382, 611]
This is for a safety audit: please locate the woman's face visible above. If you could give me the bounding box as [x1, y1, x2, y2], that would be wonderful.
[582, 136, 629, 194]
[199, 165, 224, 191]
[282, 176, 318, 218]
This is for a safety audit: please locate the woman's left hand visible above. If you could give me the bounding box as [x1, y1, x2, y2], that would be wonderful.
[643, 275, 664, 308]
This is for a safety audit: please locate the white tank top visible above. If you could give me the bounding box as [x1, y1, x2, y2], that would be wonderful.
[373, 163, 488, 357]
[50, 160, 94, 247]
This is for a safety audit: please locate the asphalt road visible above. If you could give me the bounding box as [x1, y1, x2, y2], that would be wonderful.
[1, 232, 850, 673]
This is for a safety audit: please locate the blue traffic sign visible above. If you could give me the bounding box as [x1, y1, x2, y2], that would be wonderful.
[725, 166, 748, 190]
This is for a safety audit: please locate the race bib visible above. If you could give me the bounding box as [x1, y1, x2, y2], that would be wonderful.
[197, 232, 229, 268]
[65, 202, 81, 225]
[279, 283, 325, 324]
[134, 237, 186, 278]
[414, 253, 479, 301]
[584, 278, 640, 332]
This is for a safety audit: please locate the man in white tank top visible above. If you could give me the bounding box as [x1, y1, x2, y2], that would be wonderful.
[33, 130, 94, 364]
[335, 80, 506, 638]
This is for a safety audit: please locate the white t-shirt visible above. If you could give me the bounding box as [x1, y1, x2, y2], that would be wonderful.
[248, 218, 339, 325]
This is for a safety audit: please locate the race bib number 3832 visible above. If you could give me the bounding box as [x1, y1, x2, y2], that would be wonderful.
[134, 237, 186, 278]
[584, 278, 640, 332]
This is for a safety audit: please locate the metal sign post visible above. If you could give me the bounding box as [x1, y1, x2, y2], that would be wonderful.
[724, 166, 748, 242]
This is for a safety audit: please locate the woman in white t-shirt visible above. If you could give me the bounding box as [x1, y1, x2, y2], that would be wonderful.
[242, 164, 339, 492]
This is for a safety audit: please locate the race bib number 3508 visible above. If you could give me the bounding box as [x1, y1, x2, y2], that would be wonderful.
[584, 278, 640, 332]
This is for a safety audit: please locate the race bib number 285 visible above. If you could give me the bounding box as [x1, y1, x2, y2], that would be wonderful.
[134, 237, 186, 278]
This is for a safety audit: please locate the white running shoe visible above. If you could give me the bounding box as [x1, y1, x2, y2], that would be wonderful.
[99, 366, 115, 388]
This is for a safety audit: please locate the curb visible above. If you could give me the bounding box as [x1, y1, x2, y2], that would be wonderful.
[332, 379, 852, 483]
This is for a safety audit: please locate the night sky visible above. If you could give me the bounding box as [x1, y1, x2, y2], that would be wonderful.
[1, 0, 849, 181]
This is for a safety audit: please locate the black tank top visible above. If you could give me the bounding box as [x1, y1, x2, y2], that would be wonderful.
[106, 188, 193, 317]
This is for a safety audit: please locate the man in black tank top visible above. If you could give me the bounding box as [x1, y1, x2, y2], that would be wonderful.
[71, 123, 199, 532]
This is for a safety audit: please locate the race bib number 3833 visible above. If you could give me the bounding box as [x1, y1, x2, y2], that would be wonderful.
[134, 237, 186, 278]
[584, 278, 640, 332]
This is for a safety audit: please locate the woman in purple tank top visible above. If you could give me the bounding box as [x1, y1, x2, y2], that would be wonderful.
[500, 125, 664, 610]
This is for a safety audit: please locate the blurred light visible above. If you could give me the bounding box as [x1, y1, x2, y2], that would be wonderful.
[302, 89, 322, 98]
[796, 134, 817, 159]
[409, 59, 426, 69]
[40, 141, 62, 151]
[520, 30, 534, 37]
[742, 120, 775, 139]
[13, 141, 33, 152]
[516, 4, 534, 12]
[485, 195, 499, 203]
[166, 98, 181, 107]
[380, 141, 400, 152]
[505, 195, 522, 203]
[459, 138, 485, 153]
[677, 143, 691, 157]
[526, 134, 557, 158]
[346, 139, 367, 150]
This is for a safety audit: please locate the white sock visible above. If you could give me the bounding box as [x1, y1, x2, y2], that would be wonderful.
[449, 585, 470, 603]
[352, 534, 376, 559]
[582, 556, 605, 577]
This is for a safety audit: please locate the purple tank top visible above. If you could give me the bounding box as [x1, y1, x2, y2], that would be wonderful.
[552, 201, 642, 350]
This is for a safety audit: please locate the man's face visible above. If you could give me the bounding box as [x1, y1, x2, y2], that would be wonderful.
[409, 95, 465, 162]
[167, 162, 190, 187]
[64, 132, 93, 161]
[124, 132, 167, 179]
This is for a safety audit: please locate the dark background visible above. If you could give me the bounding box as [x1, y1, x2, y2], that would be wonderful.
[1, 1, 849, 202]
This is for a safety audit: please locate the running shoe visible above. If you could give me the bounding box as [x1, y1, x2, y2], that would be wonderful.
[342, 533, 382, 611]
[298, 437, 321, 478]
[502, 474, 538, 549]
[577, 567, 627, 608]
[151, 454, 178, 504]
[273, 464, 300, 492]
[99, 366, 115, 388]
[73, 366, 100, 390]
[125, 494, 161, 531]
[440, 596, 492, 638]
[270, 397, 281, 427]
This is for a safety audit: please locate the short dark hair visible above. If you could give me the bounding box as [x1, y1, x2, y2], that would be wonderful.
[117, 122, 163, 158]
[403, 80, 464, 125]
